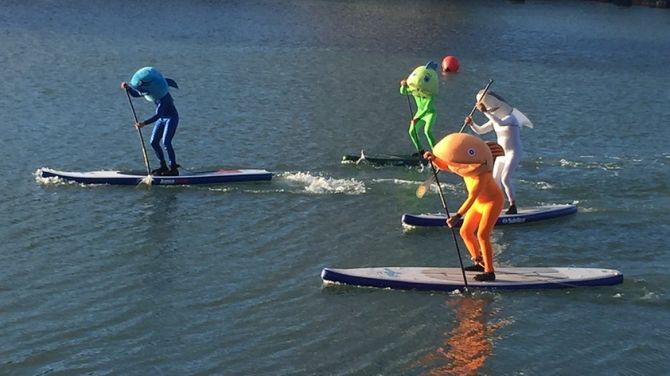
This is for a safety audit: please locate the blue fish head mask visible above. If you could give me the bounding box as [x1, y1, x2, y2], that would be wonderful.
[129, 67, 169, 102]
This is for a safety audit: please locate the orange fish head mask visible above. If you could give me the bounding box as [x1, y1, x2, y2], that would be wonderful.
[431, 133, 493, 177]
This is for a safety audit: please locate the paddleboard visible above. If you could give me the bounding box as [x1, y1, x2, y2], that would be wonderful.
[342, 150, 423, 167]
[401, 204, 577, 228]
[37, 167, 272, 186]
[321, 266, 623, 291]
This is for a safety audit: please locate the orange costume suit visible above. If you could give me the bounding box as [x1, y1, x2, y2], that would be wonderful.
[425, 133, 504, 281]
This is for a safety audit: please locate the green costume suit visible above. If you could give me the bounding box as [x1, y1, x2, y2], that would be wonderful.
[400, 84, 436, 152]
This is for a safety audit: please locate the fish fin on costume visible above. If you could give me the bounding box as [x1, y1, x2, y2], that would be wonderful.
[166, 78, 179, 89]
[512, 108, 534, 129]
[425, 61, 438, 71]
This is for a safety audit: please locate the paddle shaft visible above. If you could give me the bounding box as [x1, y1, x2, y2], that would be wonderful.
[405, 92, 414, 119]
[125, 90, 152, 175]
[429, 162, 469, 290]
[458, 79, 494, 133]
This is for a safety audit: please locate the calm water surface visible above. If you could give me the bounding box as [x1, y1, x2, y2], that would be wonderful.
[1, 1, 669, 375]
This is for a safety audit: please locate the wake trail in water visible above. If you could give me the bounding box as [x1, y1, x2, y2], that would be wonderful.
[206, 171, 366, 195]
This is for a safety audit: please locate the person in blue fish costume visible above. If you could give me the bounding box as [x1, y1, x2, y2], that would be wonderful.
[121, 67, 180, 176]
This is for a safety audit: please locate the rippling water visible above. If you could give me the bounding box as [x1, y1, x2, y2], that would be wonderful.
[2, 1, 670, 375]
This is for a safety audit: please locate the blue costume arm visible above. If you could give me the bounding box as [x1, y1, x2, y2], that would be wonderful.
[143, 113, 160, 125]
[143, 101, 164, 125]
[143, 94, 178, 125]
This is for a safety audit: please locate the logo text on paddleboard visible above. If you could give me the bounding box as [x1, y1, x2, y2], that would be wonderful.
[382, 268, 400, 278]
[501, 217, 526, 224]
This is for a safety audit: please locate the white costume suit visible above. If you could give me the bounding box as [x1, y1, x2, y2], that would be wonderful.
[469, 111, 522, 204]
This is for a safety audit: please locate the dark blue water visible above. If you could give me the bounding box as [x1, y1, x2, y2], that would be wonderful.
[2, 1, 669, 375]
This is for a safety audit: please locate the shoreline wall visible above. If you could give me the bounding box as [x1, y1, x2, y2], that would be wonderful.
[593, 0, 670, 7]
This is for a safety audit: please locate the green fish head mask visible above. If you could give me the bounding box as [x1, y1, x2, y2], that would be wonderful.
[406, 61, 439, 98]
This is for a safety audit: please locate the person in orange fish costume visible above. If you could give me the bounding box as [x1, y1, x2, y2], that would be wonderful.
[424, 133, 505, 281]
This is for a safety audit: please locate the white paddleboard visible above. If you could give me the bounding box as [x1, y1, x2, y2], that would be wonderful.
[401, 204, 577, 228]
[37, 167, 272, 186]
[321, 267, 623, 291]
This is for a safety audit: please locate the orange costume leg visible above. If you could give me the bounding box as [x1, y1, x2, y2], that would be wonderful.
[459, 209, 483, 263]
[475, 201, 504, 273]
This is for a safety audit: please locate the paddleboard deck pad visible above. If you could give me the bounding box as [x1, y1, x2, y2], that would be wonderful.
[402, 204, 577, 228]
[342, 150, 424, 167]
[37, 168, 272, 186]
[321, 266, 623, 291]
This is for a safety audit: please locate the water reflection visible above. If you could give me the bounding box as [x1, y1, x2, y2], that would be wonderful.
[417, 295, 510, 376]
[142, 189, 180, 248]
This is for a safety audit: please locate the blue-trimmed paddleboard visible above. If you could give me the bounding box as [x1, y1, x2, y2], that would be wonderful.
[342, 150, 423, 167]
[38, 168, 272, 186]
[321, 267, 623, 292]
[401, 204, 577, 228]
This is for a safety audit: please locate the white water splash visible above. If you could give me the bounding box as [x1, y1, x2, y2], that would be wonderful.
[34, 168, 67, 185]
[576, 206, 598, 213]
[401, 222, 416, 233]
[372, 178, 417, 185]
[559, 158, 622, 170]
[371, 178, 461, 197]
[279, 171, 366, 195]
[206, 186, 236, 193]
[559, 159, 581, 168]
[521, 179, 553, 190]
[640, 290, 659, 301]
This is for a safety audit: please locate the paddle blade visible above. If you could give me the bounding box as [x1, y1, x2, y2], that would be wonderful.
[139, 174, 153, 187]
[355, 149, 366, 165]
[416, 174, 435, 199]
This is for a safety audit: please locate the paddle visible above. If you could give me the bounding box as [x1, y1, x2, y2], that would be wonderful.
[426, 159, 469, 290]
[458, 79, 494, 133]
[124, 89, 153, 186]
[405, 87, 414, 120]
[415, 172, 434, 199]
[354, 149, 366, 165]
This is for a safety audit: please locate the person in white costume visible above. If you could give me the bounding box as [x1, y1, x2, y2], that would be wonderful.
[464, 90, 533, 215]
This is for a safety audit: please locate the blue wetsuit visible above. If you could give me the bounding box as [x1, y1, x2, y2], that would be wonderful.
[128, 88, 179, 166]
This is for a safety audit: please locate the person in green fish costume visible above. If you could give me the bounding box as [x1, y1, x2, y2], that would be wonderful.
[399, 61, 439, 157]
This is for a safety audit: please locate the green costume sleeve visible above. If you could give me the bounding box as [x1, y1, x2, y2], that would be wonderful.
[400, 84, 411, 96]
